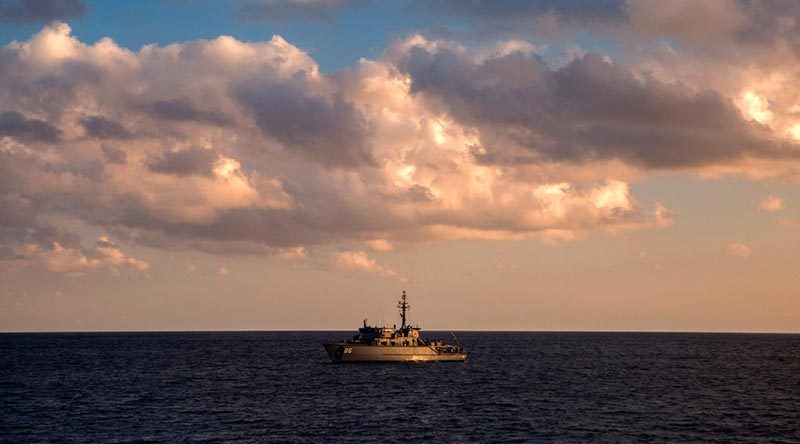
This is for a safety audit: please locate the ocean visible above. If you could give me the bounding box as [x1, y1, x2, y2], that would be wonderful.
[2, 332, 799, 443]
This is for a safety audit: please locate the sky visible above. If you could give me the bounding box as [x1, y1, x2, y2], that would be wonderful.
[1, 0, 799, 333]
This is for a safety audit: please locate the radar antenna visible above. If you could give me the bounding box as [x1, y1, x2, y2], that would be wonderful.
[398, 290, 410, 328]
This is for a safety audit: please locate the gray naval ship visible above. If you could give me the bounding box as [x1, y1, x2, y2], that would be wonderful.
[323, 291, 467, 363]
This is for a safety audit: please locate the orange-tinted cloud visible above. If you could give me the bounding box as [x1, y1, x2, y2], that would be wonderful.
[758, 195, 784, 212]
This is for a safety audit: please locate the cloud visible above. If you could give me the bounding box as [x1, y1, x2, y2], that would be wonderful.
[725, 242, 752, 259]
[415, 0, 800, 51]
[0, 23, 679, 274]
[0, 193, 36, 229]
[80, 116, 132, 139]
[101, 143, 127, 164]
[94, 236, 150, 272]
[145, 98, 233, 126]
[417, 0, 625, 21]
[273, 246, 307, 260]
[0, 228, 149, 276]
[3, 3, 800, 284]
[0, 0, 85, 23]
[234, 74, 375, 167]
[147, 147, 219, 177]
[412, 0, 626, 39]
[625, 0, 746, 41]
[0, 111, 61, 142]
[327, 250, 405, 281]
[365, 239, 393, 251]
[233, 0, 365, 24]
[392, 40, 794, 170]
[758, 195, 784, 212]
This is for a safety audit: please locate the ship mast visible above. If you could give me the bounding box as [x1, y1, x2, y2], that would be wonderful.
[398, 290, 410, 328]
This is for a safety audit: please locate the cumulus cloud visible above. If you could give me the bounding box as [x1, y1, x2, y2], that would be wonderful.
[0, 0, 85, 23]
[416, 0, 800, 51]
[0, 22, 685, 274]
[234, 74, 375, 167]
[2, 2, 798, 284]
[327, 250, 405, 281]
[393, 40, 794, 170]
[414, 2, 800, 180]
[94, 236, 150, 272]
[725, 242, 752, 259]
[0, 228, 149, 276]
[758, 195, 784, 212]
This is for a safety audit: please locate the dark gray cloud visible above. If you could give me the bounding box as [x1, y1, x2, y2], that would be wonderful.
[0, 0, 85, 23]
[106, 195, 402, 252]
[80, 116, 132, 140]
[0, 193, 35, 228]
[233, 0, 366, 24]
[235, 75, 374, 167]
[0, 111, 61, 142]
[146, 98, 233, 126]
[93, 237, 120, 252]
[415, 0, 800, 53]
[147, 147, 219, 177]
[0, 193, 33, 258]
[397, 46, 789, 169]
[0, 212, 80, 261]
[410, 0, 626, 39]
[101, 143, 127, 165]
[735, 0, 800, 49]
[406, 184, 435, 202]
[28, 224, 81, 250]
[415, 0, 625, 21]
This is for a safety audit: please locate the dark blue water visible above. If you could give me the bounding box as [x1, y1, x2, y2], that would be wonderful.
[2, 332, 799, 443]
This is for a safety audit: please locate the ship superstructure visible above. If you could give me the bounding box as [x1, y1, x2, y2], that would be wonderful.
[323, 291, 467, 363]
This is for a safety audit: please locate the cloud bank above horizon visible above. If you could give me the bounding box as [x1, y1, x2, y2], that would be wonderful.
[2, 0, 800, 282]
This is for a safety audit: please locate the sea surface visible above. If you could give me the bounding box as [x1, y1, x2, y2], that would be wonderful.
[2, 332, 799, 443]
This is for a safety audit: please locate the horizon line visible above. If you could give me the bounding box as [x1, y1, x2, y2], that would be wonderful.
[1, 329, 798, 335]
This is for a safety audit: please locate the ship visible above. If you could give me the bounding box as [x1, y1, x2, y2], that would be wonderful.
[323, 291, 467, 363]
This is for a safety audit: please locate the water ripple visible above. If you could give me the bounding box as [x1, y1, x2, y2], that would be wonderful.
[1, 332, 799, 442]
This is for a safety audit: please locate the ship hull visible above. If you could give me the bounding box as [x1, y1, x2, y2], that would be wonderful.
[323, 343, 467, 363]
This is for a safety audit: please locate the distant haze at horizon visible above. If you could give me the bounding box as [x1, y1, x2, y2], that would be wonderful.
[1, 0, 799, 333]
